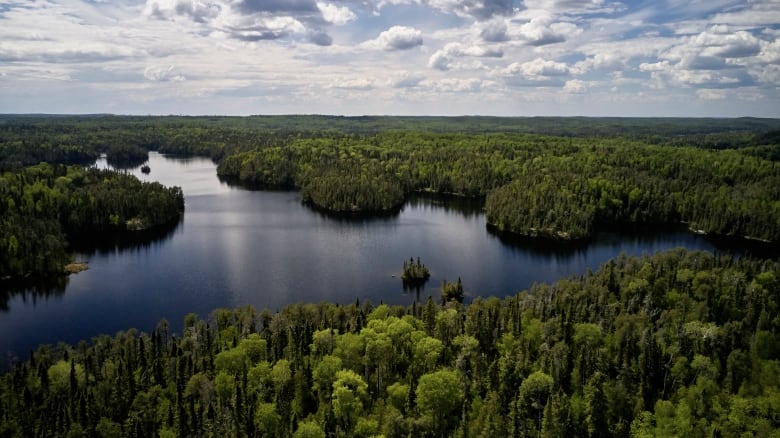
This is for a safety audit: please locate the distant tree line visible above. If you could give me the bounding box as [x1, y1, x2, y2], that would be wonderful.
[0, 163, 184, 279]
[2, 116, 778, 234]
[0, 249, 778, 437]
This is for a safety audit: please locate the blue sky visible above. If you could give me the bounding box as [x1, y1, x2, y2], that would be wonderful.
[0, 0, 778, 117]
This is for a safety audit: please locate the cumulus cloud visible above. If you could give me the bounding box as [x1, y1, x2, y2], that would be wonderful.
[641, 57, 754, 90]
[317, 2, 356, 25]
[662, 28, 762, 62]
[637, 26, 770, 91]
[143, 0, 221, 22]
[331, 78, 375, 90]
[144, 0, 338, 45]
[308, 30, 333, 46]
[144, 65, 185, 81]
[513, 17, 580, 46]
[233, 0, 320, 16]
[479, 19, 509, 42]
[563, 79, 585, 93]
[503, 58, 570, 77]
[427, 0, 514, 20]
[522, 0, 610, 14]
[365, 26, 423, 50]
[698, 31, 761, 58]
[696, 89, 727, 100]
[428, 42, 503, 70]
[639, 61, 671, 73]
[392, 72, 425, 88]
[1, 0, 778, 115]
[424, 77, 483, 92]
[222, 16, 308, 42]
[574, 52, 627, 73]
[755, 64, 780, 87]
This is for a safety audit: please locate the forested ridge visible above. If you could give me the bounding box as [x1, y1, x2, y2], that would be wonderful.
[0, 164, 184, 279]
[0, 249, 778, 437]
[2, 115, 779, 235]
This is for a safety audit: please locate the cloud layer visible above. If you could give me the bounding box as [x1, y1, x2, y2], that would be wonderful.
[0, 0, 778, 116]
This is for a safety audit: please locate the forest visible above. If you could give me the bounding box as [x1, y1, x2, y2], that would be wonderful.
[4, 115, 777, 239]
[214, 133, 780, 240]
[0, 249, 778, 437]
[0, 163, 184, 279]
[1, 115, 779, 437]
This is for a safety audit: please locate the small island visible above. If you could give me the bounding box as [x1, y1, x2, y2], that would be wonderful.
[441, 276, 464, 303]
[402, 257, 430, 281]
[141, 164, 151, 174]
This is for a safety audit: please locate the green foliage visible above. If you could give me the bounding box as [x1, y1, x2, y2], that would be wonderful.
[105, 144, 148, 168]
[1, 249, 779, 437]
[441, 277, 465, 303]
[401, 256, 430, 282]
[0, 164, 184, 278]
[484, 143, 780, 241]
[293, 421, 326, 438]
[416, 369, 463, 435]
[3, 115, 779, 236]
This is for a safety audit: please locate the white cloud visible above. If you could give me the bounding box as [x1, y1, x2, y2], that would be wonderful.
[479, 19, 509, 42]
[392, 72, 425, 88]
[0, 0, 777, 116]
[364, 26, 423, 50]
[512, 16, 581, 46]
[522, 0, 605, 12]
[423, 77, 483, 92]
[331, 78, 375, 90]
[428, 42, 503, 70]
[696, 89, 727, 100]
[504, 58, 570, 77]
[564, 79, 586, 93]
[427, 0, 514, 20]
[692, 30, 761, 58]
[144, 65, 186, 82]
[639, 61, 671, 72]
[143, 0, 221, 22]
[710, 2, 780, 26]
[317, 2, 356, 25]
[755, 64, 780, 86]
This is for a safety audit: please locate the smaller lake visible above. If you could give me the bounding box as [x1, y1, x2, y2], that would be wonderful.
[1, 152, 776, 364]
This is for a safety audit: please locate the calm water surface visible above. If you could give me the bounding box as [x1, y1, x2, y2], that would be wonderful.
[1, 153, 775, 363]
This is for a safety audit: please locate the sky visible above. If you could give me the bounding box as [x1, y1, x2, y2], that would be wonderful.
[0, 0, 779, 117]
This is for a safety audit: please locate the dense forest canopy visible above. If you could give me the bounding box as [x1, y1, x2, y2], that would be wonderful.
[0, 249, 778, 437]
[213, 132, 780, 240]
[4, 115, 778, 235]
[0, 164, 184, 279]
[2, 115, 780, 169]
[1, 115, 779, 436]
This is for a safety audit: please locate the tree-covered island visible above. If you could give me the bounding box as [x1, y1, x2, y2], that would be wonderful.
[0, 164, 184, 279]
[401, 257, 430, 283]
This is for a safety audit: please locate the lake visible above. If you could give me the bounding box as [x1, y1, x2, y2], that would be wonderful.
[1, 152, 776, 364]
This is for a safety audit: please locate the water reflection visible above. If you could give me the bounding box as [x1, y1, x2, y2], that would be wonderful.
[702, 234, 780, 259]
[485, 224, 591, 259]
[106, 156, 149, 170]
[405, 193, 484, 219]
[67, 217, 182, 256]
[303, 201, 402, 224]
[0, 277, 68, 312]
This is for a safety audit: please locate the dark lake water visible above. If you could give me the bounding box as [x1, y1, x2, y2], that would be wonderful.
[1, 152, 777, 364]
